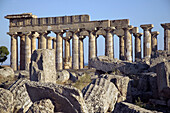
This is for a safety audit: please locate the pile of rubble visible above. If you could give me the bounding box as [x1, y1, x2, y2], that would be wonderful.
[0, 49, 169, 113]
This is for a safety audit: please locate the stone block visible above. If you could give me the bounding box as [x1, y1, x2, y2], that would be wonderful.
[30, 49, 56, 83]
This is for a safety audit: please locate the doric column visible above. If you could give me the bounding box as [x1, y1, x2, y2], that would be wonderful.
[118, 35, 125, 60]
[133, 33, 143, 60]
[105, 27, 115, 59]
[54, 31, 64, 70]
[53, 38, 56, 49]
[89, 31, 96, 66]
[8, 32, 18, 71]
[72, 31, 79, 69]
[18, 33, 25, 70]
[161, 23, 170, 52]
[79, 36, 85, 69]
[123, 25, 133, 62]
[38, 31, 50, 49]
[151, 31, 159, 52]
[140, 24, 154, 58]
[96, 35, 99, 56]
[47, 36, 53, 49]
[32, 32, 39, 53]
[64, 37, 71, 69]
[24, 32, 32, 70]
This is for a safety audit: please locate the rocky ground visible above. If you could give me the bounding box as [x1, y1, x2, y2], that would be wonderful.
[0, 50, 170, 113]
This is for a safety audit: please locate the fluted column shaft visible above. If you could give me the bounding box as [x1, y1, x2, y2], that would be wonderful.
[8, 33, 17, 71]
[55, 32, 63, 70]
[47, 37, 53, 49]
[151, 31, 159, 52]
[72, 33, 79, 69]
[79, 36, 84, 69]
[24, 32, 32, 70]
[89, 31, 96, 66]
[53, 38, 56, 50]
[118, 35, 125, 60]
[140, 24, 153, 58]
[64, 38, 71, 69]
[123, 26, 133, 62]
[106, 29, 114, 58]
[19, 34, 25, 70]
[161, 23, 170, 52]
[133, 33, 142, 60]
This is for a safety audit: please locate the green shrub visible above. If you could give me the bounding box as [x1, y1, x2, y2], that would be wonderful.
[0, 46, 9, 65]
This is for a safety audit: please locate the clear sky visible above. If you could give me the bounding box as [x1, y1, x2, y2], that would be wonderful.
[0, 0, 170, 65]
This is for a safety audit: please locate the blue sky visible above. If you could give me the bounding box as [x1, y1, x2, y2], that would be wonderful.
[0, 0, 170, 65]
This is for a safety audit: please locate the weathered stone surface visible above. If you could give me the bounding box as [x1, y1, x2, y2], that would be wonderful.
[15, 70, 29, 79]
[25, 81, 88, 113]
[149, 99, 166, 106]
[99, 74, 132, 102]
[9, 79, 33, 112]
[113, 102, 158, 113]
[27, 99, 54, 113]
[0, 67, 14, 77]
[82, 78, 119, 113]
[30, 49, 56, 83]
[89, 56, 149, 75]
[156, 61, 170, 98]
[0, 88, 14, 113]
[56, 70, 70, 83]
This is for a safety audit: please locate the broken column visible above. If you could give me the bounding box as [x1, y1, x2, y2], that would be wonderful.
[8, 32, 18, 71]
[79, 36, 85, 69]
[54, 31, 63, 70]
[105, 27, 115, 59]
[24, 32, 32, 71]
[140, 24, 153, 58]
[161, 23, 170, 52]
[133, 33, 143, 60]
[72, 31, 79, 69]
[89, 31, 96, 67]
[123, 25, 133, 62]
[151, 31, 159, 52]
[18, 33, 25, 70]
[47, 36, 53, 49]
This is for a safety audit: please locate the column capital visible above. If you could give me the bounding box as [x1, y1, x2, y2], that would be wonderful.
[133, 33, 143, 38]
[117, 35, 124, 38]
[7, 32, 17, 36]
[79, 36, 85, 40]
[105, 27, 115, 32]
[132, 27, 139, 34]
[161, 23, 170, 29]
[22, 31, 32, 36]
[123, 25, 133, 30]
[37, 31, 50, 35]
[140, 24, 154, 30]
[32, 32, 39, 38]
[47, 36, 54, 40]
[53, 30, 64, 34]
[151, 31, 160, 37]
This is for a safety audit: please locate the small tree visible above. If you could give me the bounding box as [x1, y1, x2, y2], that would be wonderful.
[0, 46, 9, 65]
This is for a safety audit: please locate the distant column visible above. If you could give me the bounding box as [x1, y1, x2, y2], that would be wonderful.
[118, 35, 125, 60]
[72, 32, 79, 69]
[54, 31, 63, 70]
[64, 37, 71, 69]
[133, 33, 143, 60]
[79, 36, 85, 69]
[18, 33, 25, 70]
[140, 24, 154, 58]
[123, 25, 133, 62]
[32, 32, 39, 53]
[151, 31, 159, 52]
[24, 32, 32, 70]
[47, 36, 53, 49]
[161, 23, 170, 52]
[105, 27, 115, 59]
[8, 32, 17, 71]
[53, 38, 56, 50]
[89, 31, 96, 67]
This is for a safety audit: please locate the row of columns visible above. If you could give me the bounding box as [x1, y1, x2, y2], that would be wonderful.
[8, 23, 170, 71]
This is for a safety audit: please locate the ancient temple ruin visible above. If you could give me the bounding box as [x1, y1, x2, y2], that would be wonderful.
[5, 13, 170, 71]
